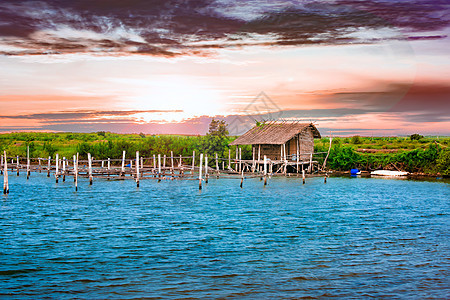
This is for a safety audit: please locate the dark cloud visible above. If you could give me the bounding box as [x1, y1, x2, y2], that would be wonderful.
[0, 0, 448, 56]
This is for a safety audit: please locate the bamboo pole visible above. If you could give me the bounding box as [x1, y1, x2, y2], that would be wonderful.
[215, 153, 219, 172]
[88, 153, 93, 185]
[170, 151, 174, 173]
[240, 169, 244, 188]
[199, 153, 203, 190]
[158, 154, 162, 182]
[3, 152, 9, 194]
[121, 151, 126, 177]
[55, 153, 59, 183]
[26, 145, 30, 179]
[192, 151, 195, 173]
[309, 153, 313, 174]
[16, 155, 19, 176]
[136, 151, 140, 187]
[205, 155, 208, 183]
[74, 153, 78, 191]
[239, 148, 242, 173]
[47, 156, 51, 177]
[62, 157, 66, 182]
[264, 155, 267, 186]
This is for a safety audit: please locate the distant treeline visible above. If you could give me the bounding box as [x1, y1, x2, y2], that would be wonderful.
[1, 131, 449, 176]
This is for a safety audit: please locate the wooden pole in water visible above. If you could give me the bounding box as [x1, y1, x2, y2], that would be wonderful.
[240, 169, 244, 188]
[191, 151, 195, 174]
[324, 173, 327, 184]
[3, 151, 9, 194]
[55, 153, 59, 183]
[136, 151, 140, 187]
[263, 155, 267, 186]
[62, 157, 66, 182]
[302, 169, 305, 184]
[153, 154, 156, 171]
[296, 136, 299, 175]
[228, 149, 231, 170]
[101, 160, 104, 169]
[121, 151, 125, 177]
[88, 153, 93, 185]
[170, 151, 174, 173]
[0, 153, 3, 175]
[47, 156, 51, 177]
[239, 148, 242, 173]
[163, 155, 166, 172]
[38, 158, 41, 173]
[26, 145, 30, 179]
[309, 153, 313, 174]
[199, 153, 203, 190]
[74, 153, 78, 191]
[283, 143, 287, 175]
[16, 155, 19, 176]
[205, 155, 208, 183]
[140, 157, 143, 171]
[158, 154, 161, 182]
[107, 158, 111, 170]
[215, 153, 219, 178]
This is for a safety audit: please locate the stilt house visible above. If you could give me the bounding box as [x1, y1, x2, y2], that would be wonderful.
[230, 122, 321, 161]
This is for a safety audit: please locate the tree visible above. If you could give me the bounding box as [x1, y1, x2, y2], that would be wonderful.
[201, 118, 229, 159]
[410, 133, 424, 140]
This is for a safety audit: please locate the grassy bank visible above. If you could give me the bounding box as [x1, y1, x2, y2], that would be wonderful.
[1, 132, 449, 176]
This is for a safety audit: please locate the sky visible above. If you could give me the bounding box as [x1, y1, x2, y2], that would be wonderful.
[0, 0, 449, 136]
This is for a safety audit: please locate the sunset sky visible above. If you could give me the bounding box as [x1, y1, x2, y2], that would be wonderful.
[0, 0, 449, 136]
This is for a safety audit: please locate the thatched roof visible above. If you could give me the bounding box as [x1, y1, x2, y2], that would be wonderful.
[230, 122, 321, 145]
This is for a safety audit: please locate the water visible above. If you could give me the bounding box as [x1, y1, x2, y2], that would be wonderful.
[1, 173, 449, 299]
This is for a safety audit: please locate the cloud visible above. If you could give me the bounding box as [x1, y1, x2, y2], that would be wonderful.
[0, 109, 183, 120]
[0, 0, 448, 56]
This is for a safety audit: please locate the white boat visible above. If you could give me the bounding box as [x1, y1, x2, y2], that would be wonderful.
[371, 170, 409, 176]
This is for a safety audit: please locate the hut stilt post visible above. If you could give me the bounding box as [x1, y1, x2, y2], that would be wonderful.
[263, 155, 267, 186]
[228, 149, 231, 170]
[0, 153, 3, 175]
[302, 169, 305, 184]
[38, 158, 41, 173]
[239, 148, 242, 173]
[153, 154, 156, 173]
[107, 158, 111, 171]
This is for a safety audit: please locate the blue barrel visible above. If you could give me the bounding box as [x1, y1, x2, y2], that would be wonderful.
[351, 169, 360, 175]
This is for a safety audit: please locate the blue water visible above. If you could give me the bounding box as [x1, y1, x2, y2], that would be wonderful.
[1, 173, 449, 299]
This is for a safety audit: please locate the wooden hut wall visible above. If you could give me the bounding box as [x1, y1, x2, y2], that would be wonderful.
[284, 127, 315, 161]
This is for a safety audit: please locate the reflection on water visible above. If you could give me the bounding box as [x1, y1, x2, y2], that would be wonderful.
[1, 174, 449, 298]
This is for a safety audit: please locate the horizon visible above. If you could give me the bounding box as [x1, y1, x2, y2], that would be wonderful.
[0, 1, 449, 135]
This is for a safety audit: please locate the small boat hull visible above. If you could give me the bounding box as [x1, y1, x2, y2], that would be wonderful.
[371, 170, 408, 176]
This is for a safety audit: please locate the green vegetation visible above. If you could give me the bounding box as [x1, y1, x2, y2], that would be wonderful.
[1, 128, 449, 176]
[315, 135, 450, 175]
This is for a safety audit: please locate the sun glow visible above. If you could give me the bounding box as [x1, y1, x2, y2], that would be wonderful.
[112, 76, 224, 122]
